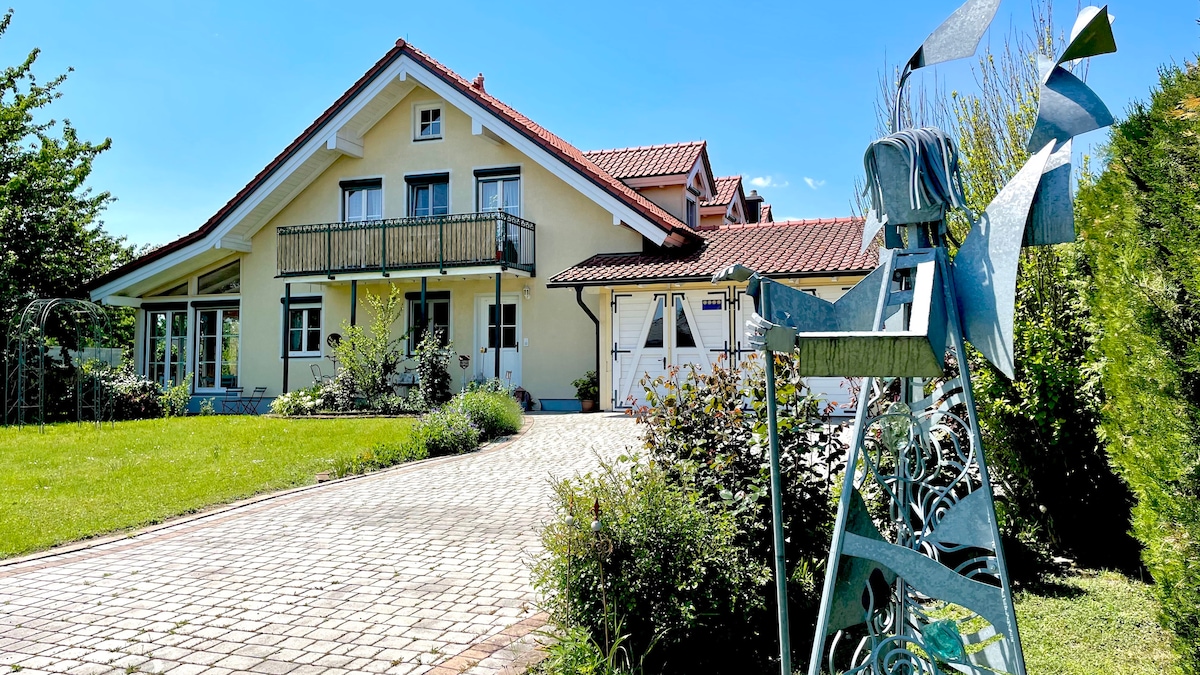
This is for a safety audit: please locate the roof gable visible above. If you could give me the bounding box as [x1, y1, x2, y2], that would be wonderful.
[90, 40, 696, 299]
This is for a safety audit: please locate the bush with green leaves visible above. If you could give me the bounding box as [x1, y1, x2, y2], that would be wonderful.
[269, 384, 325, 416]
[417, 408, 479, 456]
[416, 328, 453, 408]
[535, 457, 770, 675]
[330, 286, 405, 402]
[572, 370, 599, 401]
[453, 390, 522, 440]
[466, 378, 515, 394]
[367, 390, 425, 416]
[159, 376, 192, 417]
[95, 363, 162, 421]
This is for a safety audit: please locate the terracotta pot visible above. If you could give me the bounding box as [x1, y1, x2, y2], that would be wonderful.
[580, 399, 596, 413]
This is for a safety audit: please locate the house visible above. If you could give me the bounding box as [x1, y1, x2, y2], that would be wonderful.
[87, 39, 875, 413]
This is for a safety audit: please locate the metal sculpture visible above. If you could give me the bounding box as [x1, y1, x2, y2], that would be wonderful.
[4, 298, 115, 428]
[713, 3, 1117, 673]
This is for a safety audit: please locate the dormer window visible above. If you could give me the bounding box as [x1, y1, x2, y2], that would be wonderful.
[686, 198, 698, 229]
[415, 104, 443, 140]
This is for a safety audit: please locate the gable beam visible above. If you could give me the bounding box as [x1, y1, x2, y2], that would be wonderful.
[471, 118, 503, 145]
[216, 236, 252, 253]
[326, 128, 364, 158]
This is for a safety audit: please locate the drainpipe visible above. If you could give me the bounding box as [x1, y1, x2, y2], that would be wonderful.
[282, 283, 291, 393]
[574, 286, 600, 396]
[494, 273, 502, 379]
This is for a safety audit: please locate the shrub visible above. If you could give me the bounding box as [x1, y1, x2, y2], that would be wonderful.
[416, 328, 453, 408]
[330, 286, 405, 401]
[368, 390, 424, 415]
[330, 437, 429, 478]
[535, 458, 770, 674]
[417, 408, 479, 456]
[269, 384, 324, 416]
[198, 397, 217, 416]
[96, 363, 163, 421]
[572, 370, 599, 401]
[454, 390, 522, 440]
[466, 378, 515, 394]
[160, 376, 192, 417]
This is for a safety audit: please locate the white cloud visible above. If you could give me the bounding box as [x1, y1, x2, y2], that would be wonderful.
[804, 177, 826, 190]
[748, 175, 789, 189]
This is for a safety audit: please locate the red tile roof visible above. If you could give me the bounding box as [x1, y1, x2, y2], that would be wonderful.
[582, 142, 706, 180]
[702, 175, 743, 208]
[548, 217, 876, 286]
[90, 40, 695, 292]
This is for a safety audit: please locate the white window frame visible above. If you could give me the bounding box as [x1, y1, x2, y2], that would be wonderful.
[195, 307, 240, 392]
[342, 181, 384, 222]
[406, 296, 451, 354]
[414, 102, 444, 141]
[476, 174, 521, 218]
[407, 173, 451, 217]
[686, 197, 698, 229]
[145, 309, 189, 389]
[287, 306, 323, 358]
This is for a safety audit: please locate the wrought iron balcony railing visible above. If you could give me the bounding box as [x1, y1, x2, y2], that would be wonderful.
[276, 212, 536, 278]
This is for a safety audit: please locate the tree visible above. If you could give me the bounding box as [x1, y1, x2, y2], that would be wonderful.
[1078, 60, 1200, 674]
[874, 1, 1137, 572]
[0, 10, 136, 347]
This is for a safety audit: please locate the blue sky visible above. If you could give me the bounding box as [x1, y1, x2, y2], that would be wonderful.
[5, 1, 1197, 247]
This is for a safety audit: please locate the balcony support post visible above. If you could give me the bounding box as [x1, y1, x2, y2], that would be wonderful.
[420, 277, 428, 339]
[350, 280, 358, 327]
[494, 272, 502, 380]
[282, 283, 291, 394]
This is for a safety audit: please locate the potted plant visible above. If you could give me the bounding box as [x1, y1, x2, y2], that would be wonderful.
[571, 370, 599, 412]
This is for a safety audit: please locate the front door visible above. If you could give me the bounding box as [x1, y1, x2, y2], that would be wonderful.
[476, 295, 521, 386]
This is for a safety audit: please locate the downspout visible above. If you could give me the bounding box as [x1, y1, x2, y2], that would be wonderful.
[574, 286, 600, 395]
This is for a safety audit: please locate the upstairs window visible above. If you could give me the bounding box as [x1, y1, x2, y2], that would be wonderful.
[476, 168, 521, 217]
[407, 173, 450, 217]
[415, 104, 443, 140]
[686, 198, 698, 229]
[342, 179, 383, 222]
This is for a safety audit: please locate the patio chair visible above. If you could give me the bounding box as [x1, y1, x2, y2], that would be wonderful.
[220, 387, 244, 414]
[311, 363, 331, 385]
[238, 386, 267, 415]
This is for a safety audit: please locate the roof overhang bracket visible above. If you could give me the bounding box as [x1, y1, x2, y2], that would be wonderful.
[326, 127, 365, 158]
[216, 236, 252, 253]
[471, 118, 503, 145]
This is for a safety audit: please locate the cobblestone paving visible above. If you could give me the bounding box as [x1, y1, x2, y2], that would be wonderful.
[0, 414, 640, 675]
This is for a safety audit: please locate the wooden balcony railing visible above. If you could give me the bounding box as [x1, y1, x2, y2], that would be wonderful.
[276, 212, 535, 278]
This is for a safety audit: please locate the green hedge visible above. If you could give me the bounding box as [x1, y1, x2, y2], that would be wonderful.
[1079, 61, 1200, 673]
[455, 390, 523, 440]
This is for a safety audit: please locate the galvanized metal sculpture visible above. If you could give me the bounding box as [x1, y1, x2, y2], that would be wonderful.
[713, 3, 1117, 673]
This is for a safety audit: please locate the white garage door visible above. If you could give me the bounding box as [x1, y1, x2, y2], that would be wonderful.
[612, 291, 730, 409]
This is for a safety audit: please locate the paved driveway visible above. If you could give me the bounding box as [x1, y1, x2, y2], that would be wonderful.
[0, 414, 640, 675]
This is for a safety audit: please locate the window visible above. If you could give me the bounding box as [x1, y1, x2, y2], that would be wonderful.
[153, 282, 188, 297]
[486, 302, 517, 349]
[407, 294, 450, 350]
[288, 307, 322, 356]
[197, 308, 239, 389]
[342, 179, 382, 221]
[415, 105, 443, 140]
[407, 173, 449, 217]
[477, 173, 520, 217]
[147, 310, 188, 387]
[686, 198, 698, 229]
[674, 296, 696, 348]
[645, 296, 665, 348]
[197, 261, 240, 295]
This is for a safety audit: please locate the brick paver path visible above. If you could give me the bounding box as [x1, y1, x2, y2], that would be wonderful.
[0, 414, 640, 675]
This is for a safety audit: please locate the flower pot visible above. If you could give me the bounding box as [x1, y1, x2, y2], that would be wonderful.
[580, 399, 596, 413]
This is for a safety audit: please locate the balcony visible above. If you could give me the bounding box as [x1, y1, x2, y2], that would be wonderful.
[276, 212, 535, 279]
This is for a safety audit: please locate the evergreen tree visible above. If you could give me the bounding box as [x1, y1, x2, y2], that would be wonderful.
[1079, 60, 1200, 674]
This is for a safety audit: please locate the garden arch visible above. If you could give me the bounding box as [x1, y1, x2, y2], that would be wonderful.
[3, 298, 115, 427]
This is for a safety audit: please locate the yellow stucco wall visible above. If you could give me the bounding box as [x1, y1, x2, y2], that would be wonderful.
[218, 83, 642, 401]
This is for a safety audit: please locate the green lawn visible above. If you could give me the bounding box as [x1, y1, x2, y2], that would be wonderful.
[0, 416, 417, 558]
[1016, 570, 1179, 675]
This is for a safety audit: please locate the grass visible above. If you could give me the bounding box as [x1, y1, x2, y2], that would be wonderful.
[1015, 570, 1179, 675]
[0, 415, 418, 558]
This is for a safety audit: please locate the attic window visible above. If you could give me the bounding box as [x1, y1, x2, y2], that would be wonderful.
[153, 282, 188, 297]
[197, 261, 241, 295]
[686, 198, 698, 229]
[416, 104, 443, 140]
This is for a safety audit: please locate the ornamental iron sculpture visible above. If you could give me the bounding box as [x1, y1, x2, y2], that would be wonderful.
[4, 298, 115, 428]
[712, 3, 1117, 673]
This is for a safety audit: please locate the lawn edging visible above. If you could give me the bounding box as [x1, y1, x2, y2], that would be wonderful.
[0, 415, 535, 569]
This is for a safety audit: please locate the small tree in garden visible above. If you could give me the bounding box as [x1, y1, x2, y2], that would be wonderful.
[331, 286, 405, 402]
[416, 328, 453, 408]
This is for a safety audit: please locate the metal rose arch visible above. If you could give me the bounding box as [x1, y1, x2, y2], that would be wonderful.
[712, 2, 1118, 673]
